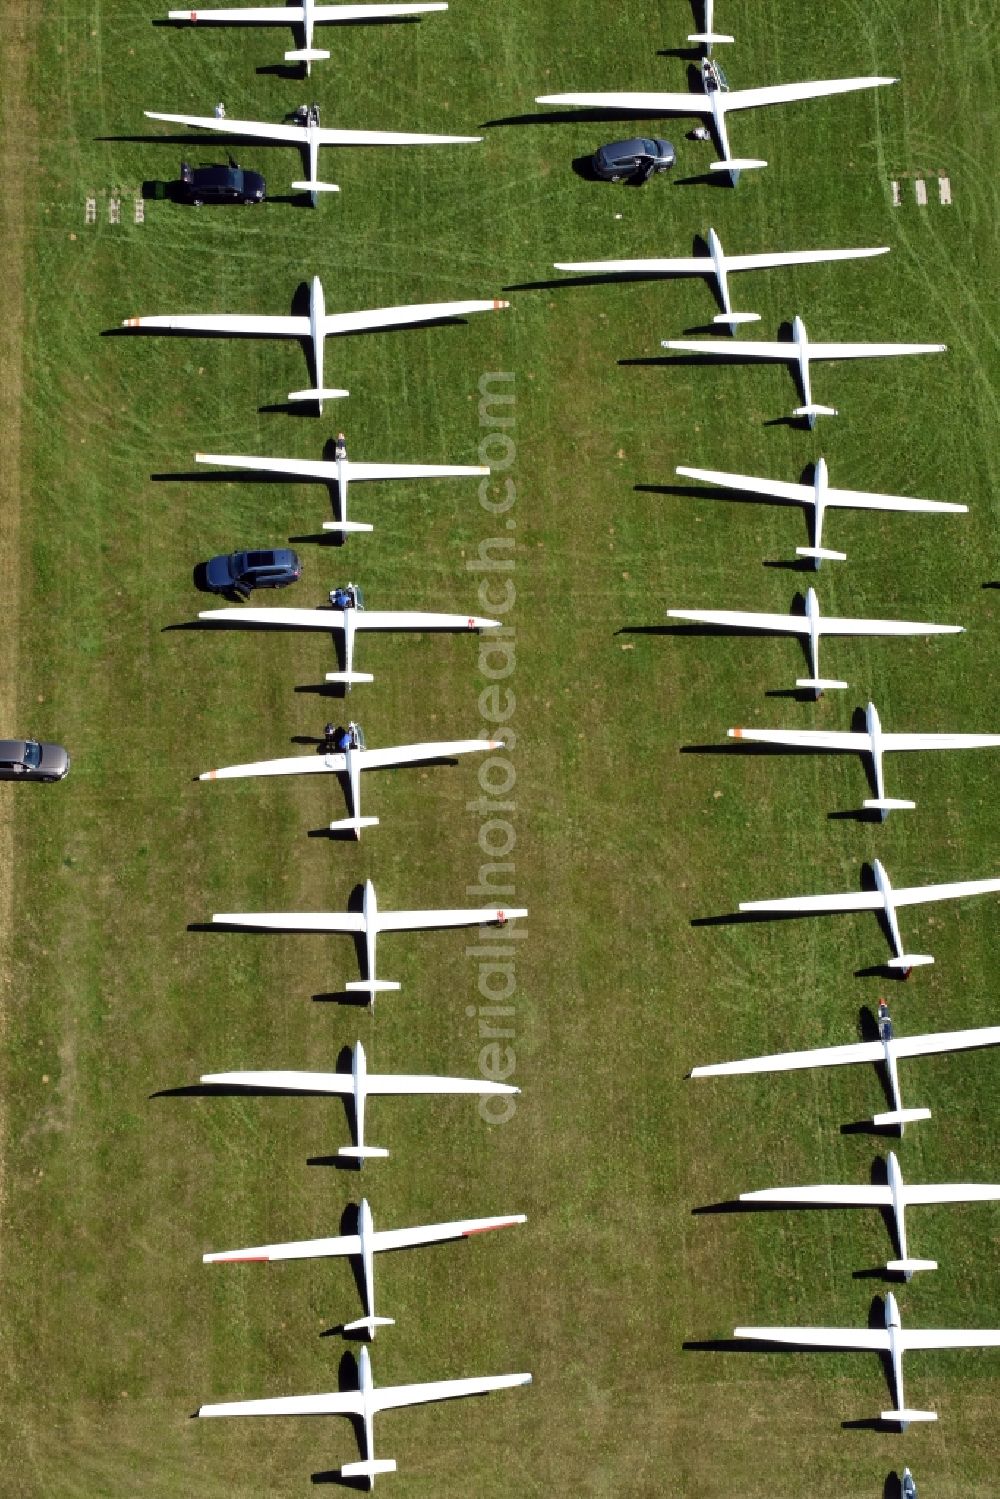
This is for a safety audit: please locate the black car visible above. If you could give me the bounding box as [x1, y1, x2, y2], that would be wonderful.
[177, 162, 266, 205]
[591, 137, 675, 182]
[204, 548, 302, 599]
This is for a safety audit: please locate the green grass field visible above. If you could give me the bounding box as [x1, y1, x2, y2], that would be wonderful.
[1, 1, 999, 1494]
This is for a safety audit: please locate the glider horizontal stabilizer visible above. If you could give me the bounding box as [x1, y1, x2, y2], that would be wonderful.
[796, 676, 849, 692]
[883, 1407, 938, 1426]
[873, 1107, 933, 1128]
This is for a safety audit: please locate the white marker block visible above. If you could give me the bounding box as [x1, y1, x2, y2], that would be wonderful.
[890, 180, 901, 206]
[914, 179, 928, 206]
[134, 198, 145, 224]
[108, 197, 121, 224]
[85, 197, 96, 224]
[939, 176, 952, 205]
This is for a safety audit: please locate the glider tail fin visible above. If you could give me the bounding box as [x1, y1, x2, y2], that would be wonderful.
[886, 1257, 938, 1277]
[863, 797, 917, 815]
[288, 387, 350, 407]
[290, 180, 341, 195]
[322, 521, 375, 534]
[794, 677, 850, 694]
[796, 546, 848, 563]
[713, 311, 760, 327]
[708, 158, 767, 173]
[343, 978, 401, 996]
[872, 1106, 932, 1129]
[341, 1458, 397, 1481]
[689, 31, 735, 44]
[882, 1407, 937, 1428]
[793, 403, 839, 422]
[342, 1314, 396, 1335]
[887, 954, 935, 972]
[285, 47, 330, 62]
[328, 815, 380, 836]
[325, 670, 376, 685]
[338, 1144, 391, 1161]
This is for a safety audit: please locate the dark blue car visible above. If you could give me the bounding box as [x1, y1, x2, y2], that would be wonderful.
[178, 163, 266, 205]
[204, 547, 301, 599]
[591, 137, 675, 182]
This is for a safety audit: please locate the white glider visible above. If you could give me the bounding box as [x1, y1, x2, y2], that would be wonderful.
[688, 0, 733, 53]
[165, 2, 447, 76]
[736, 1291, 1000, 1428]
[666, 585, 962, 697]
[201, 1039, 520, 1160]
[194, 430, 489, 534]
[122, 275, 508, 412]
[740, 1150, 1000, 1280]
[199, 728, 502, 837]
[690, 1000, 1000, 1132]
[555, 229, 889, 332]
[144, 105, 480, 204]
[676, 456, 966, 565]
[204, 1198, 525, 1336]
[739, 858, 1000, 973]
[536, 59, 897, 184]
[198, 581, 499, 688]
[728, 701, 1000, 819]
[212, 877, 526, 999]
[198, 1344, 530, 1486]
[661, 315, 946, 427]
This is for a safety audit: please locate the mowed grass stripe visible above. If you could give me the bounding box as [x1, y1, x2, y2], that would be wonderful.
[0, 4, 42, 1482]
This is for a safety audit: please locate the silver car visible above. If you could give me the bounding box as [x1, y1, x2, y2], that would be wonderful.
[0, 738, 70, 781]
